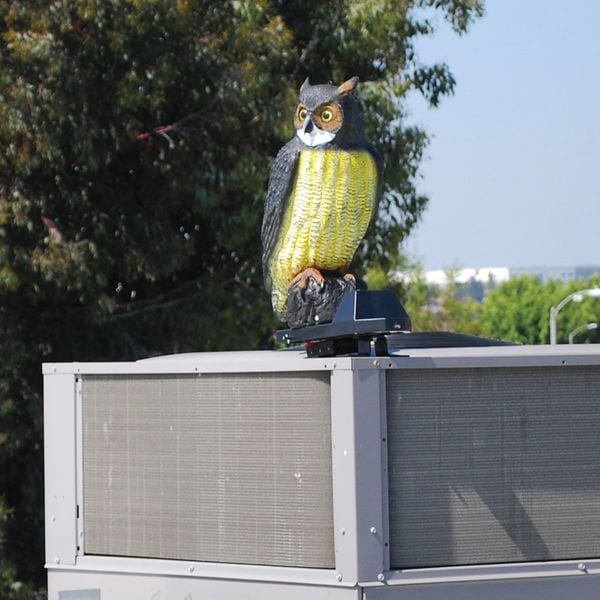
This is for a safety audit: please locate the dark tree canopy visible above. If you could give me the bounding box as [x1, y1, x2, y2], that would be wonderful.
[0, 0, 483, 592]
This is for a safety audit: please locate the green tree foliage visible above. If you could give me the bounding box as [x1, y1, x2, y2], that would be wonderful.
[0, 0, 483, 590]
[479, 276, 551, 344]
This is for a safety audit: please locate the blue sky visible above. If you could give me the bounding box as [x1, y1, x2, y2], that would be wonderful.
[403, 0, 600, 270]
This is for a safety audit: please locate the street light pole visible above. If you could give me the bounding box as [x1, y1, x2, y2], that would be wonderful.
[550, 305, 558, 345]
[549, 288, 600, 345]
[568, 322, 599, 344]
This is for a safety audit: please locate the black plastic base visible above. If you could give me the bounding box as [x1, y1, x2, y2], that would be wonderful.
[305, 335, 389, 358]
[277, 289, 411, 356]
[385, 331, 516, 350]
[276, 289, 514, 357]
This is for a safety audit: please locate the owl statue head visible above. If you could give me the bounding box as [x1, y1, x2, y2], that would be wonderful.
[294, 76, 364, 148]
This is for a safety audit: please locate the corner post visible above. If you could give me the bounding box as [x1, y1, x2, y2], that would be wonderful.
[43, 369, 78, 567]
[330, 362, 388, 585]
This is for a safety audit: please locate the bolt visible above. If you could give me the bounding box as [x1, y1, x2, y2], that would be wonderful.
[578, 563, 587, 572]
[377, 573, 385, 582]
[188, 565, 195, 573]
[336, 573, 343, 582]
[370, 526, 377, 534]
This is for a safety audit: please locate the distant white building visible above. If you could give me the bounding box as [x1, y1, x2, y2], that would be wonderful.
[509, 265, 600, 284]
[395, 265, 600, 287]
[420, 267, 510, 287]
[392, 265, 600, 302]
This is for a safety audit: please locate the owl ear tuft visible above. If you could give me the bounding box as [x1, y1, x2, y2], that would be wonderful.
[300, 77, 310, 93]
[337, 76, 359, 96]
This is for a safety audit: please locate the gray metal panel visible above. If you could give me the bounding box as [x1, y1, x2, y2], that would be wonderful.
[44, 373, 78, 566]
[58, 591, 100, 600]
[47, 569, 361, 600]
[43, 349, 342, 375]
[82, 372, 334, 568]
[387, 366, 600, 568]
[43, 345, 600, 376]
[363, 574, 600, 600]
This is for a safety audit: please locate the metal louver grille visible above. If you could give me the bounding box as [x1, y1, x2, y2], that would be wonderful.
[82, 372, 334, 568]
[387, 366, 600, 568]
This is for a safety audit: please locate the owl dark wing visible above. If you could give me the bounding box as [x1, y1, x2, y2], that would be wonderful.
[261, 138, 301, 291]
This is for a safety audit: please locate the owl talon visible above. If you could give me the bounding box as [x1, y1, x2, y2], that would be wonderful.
[289, 267, 326, 290]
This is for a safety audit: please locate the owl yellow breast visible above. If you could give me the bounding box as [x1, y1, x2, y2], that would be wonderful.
[270, 149, 378, 314]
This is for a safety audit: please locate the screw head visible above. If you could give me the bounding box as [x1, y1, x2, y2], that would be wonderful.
[188, 565, 195, 573]
[373, 359, 380, 367]
[578, 563, 587, 572]
[370, 526, 377, 534]
[377, 573, 385, 582]
[54, 557, 60, 564]
[336, 573, 343, 582]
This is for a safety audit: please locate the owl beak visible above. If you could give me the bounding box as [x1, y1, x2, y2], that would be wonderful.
[297, 115, 335, 147]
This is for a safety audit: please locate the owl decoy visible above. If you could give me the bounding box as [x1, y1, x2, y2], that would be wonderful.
[261, 76, 383, 324]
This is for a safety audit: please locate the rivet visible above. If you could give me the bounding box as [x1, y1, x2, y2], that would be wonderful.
[377, 573, 385, 582]
[54, 557, 60, 564]
[336, 573, 343, 582]
[578, 563, 587, 572]
[370, 526, 377, 534]
[188, 565, 195, 573]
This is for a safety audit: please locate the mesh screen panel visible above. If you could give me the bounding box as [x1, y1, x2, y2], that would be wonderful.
[82, 372, 334, 568]
[387, 366, 600, 568]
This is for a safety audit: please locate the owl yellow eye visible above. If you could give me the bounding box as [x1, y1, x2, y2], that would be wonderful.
[321, 109, 333, 122]
[298, 107, 308, 121]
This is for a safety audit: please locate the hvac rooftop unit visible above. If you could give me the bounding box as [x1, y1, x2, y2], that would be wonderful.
[44, 345, 600, 599]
